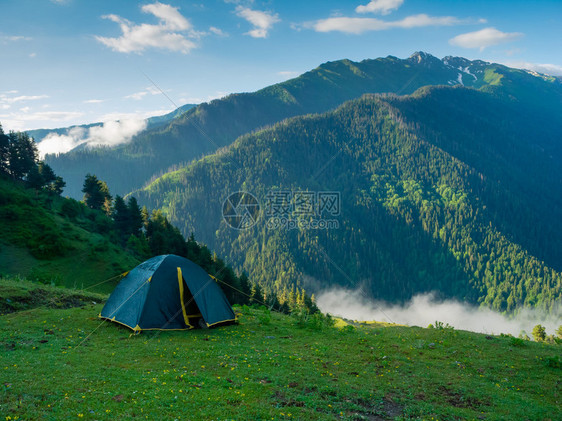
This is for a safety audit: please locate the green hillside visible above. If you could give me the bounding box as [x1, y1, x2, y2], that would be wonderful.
[0, 176, 139, 293]
[1, 278, 560, 420]
[44, 53, 550, 199]
[134, 84, 562, 314]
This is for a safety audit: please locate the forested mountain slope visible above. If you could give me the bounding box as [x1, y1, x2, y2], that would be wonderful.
[44, 52, 548, 198]
[134, 85, 562, 314]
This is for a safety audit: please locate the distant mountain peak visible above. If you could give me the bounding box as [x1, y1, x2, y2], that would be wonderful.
[408, 51, 442, 67]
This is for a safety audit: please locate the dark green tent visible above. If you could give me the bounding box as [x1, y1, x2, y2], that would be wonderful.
[100, 255, 236, 332]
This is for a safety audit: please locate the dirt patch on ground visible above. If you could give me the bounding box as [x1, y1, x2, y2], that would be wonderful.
[436, 385, 490, 409]
[349, 397, 403, 420]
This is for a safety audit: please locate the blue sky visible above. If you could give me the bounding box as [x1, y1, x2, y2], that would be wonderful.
[1, 0, 561, 131]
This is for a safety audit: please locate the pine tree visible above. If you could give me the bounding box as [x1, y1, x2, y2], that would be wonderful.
[82, 174, 111, 210]
[127, 197, 144, 236]
[50, 176, 66, 195]
[7, 131, 38, 180]
[532, 324, 546, 342]
[112, 195, 129, 238]
[26, 165, 44, 190]
[0, 123, 9, 175]
[239, 272, 251, 305]
[38, 162, 56, 185]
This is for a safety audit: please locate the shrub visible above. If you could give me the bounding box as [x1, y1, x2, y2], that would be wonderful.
[509, 337, 526, 347]
[339, 324, 356, 334]
[544, 355, 561, 369]
[258, 307, 272, 325]
[60, 200, 81, 220]
[532, 324, 546, 342]
[432, 320, 454, 330]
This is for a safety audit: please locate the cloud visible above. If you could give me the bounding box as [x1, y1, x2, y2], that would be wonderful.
[83, 99, 105, 104]
[0, 92, 49, 112]
[209, 26, 228, 37]
[356, 0, 403, 15]
[37, 119, 147, 157]
[0, 110, 85, 131]
[277, 70, 299, 78]
[95, 2, 200, 53]
[0, 94, 48, 105]
[503, 61, 562, 77]
[235, 6, 280, 38]
[449, 27, 523, 51]
[313, 14, 461, 34]
[316, 288, 561, 337]
[1, 35, 32, 43]
[124, 86, 162, 100]
[125, 91, 148, 100]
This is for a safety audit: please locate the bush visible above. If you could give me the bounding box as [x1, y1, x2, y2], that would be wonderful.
[60, 200, 81, 220]
[510, 337, 526, 347]
[339, 324, 356, 334]
[430, 321, 454, 330]
[544, 355, 561, 369]
[257, 307, 272, 325]
[532, 324, 546, 342]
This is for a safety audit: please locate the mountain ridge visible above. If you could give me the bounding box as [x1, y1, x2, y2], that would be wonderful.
[132, 83, 562, 314]
[42, 52, 561, 198]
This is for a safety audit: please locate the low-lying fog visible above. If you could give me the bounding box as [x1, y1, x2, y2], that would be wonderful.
[316, 288, 561, 336]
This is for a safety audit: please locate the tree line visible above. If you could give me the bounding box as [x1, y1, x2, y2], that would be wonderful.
[134, 90, 562, 314]
[78, 173, 316, 314]
[0, 123, 65, 194]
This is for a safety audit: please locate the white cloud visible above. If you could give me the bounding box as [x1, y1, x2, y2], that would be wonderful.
[0, 92, 49, 111]
[356, 0, 403, 15]
[277, 70, 299, 78]
[0, 110, 85, 131]
[37, 119, 147, 157]
[177, 91, 228, 104]
[313, 14, 461, 34]
[1, 35, 32, 43]
[125, 91, 148, 100]
[209, 26, 228, 37]
[235, 6, 280, 38]
[0, 94, 48, 105]
[125, 86, 162, 100]
[316, 288, 561, 337]
[449, 27, 523, 51]
[95, 2, 200, 54]
[83, 99, 105, 104]
[503, 61, 562, 77]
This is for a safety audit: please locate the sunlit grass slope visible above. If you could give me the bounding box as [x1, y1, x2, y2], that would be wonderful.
[1, 278, 560, 420]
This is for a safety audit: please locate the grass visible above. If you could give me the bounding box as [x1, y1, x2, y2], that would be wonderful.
[0, 177, 139, 293]
[1, 278, 560, 420]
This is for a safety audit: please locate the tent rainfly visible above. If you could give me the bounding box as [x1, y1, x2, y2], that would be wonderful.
[100, 255, 236, 332]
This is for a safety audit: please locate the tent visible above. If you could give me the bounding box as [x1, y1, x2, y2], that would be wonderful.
[100, 254, 236, 332]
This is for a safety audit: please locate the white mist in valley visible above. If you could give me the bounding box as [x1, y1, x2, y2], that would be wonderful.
[37, 118, 147, 158]
[316, 288, 561, 336]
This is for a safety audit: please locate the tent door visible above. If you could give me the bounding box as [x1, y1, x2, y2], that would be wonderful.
[177, 267, 204, 328]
